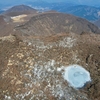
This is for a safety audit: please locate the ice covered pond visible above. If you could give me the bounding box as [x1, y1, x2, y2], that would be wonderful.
[63, 64, 91, 89]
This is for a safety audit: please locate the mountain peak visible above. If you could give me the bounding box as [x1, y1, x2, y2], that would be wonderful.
[3, 5, 37, 16]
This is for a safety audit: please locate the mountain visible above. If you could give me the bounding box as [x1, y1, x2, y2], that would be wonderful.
[50, 2, 76, 11]
[0, 15, 6, 24]
[26, 1, 75, 8]
[0, 3, 100, 100]
[0, 10, 3, 14]
[2, 5, 38, 16]
[21, 1, 100, 22]
[16, 12, 100, 36]
[94, 19, 100, 27]
[0, 15, 15, 36]
[22, 1, 76, 12]
[55, 5, 100, 21]
[0, 5, 38, 37]
[1, 2, 100, 22]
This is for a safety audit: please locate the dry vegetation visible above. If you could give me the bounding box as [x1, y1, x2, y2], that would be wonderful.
[11, 15, 28, 23]
[0, 7, 100, 100]
[0, 33, 100, 100]
[16, 13, 100, 36]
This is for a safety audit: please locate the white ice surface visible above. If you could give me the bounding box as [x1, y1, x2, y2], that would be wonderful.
[63, 64, 91, 88]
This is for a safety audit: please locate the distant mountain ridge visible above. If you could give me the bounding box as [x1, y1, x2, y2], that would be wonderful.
[0, 10, 4, 14]
[16, 12, 100, 35]
[22, 2, 100, 21]
[54, 5, 100, 21]
[1, 3, 100, 22]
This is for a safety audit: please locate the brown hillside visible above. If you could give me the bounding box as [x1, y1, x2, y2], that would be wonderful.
[0, 33, 100, 100]
[94, 19, 100, 28]
[0, 13, 38, 37]
[0, 16, 13, 36]
[0, 16, 6, 25]
[16, 12, 100, 36]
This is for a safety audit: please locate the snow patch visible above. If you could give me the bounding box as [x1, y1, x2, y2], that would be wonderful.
[57, 66, 64, 72]
[4, 95, 11, 100]
[59, 37, 76, 48]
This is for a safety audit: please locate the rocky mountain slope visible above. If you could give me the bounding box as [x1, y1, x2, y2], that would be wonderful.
[0, 5, 38, 37]
[0, 5, 100, 100]
[0, 15, 14, 36]
[0, 33, 100, 100]
[2, 5, 38, 16]
[94, 19, 100, 27]
[16, 12, 100, 35]
[0, 16, 6, 25]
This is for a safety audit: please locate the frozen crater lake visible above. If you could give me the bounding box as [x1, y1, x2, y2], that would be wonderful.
[63, 64, 91, 88]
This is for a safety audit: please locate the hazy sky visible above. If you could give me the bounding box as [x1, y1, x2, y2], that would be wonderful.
[0, 0, 100, 6]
